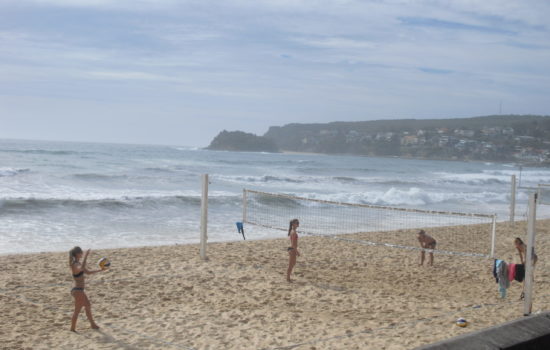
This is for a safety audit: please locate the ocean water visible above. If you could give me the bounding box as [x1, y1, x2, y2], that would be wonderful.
[1, 138, 549, 255]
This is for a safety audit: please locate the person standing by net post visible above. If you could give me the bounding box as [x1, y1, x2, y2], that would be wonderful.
[417, 230, 436, 266]
[287, 219, 300, 282]
[515, 237, 537, 266]
[515, 237, 537, 300]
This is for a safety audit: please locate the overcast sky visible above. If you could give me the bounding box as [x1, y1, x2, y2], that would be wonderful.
[1, 0, 549, 147]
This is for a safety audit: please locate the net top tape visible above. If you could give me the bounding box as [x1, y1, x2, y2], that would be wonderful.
[244, 189, 496, 219]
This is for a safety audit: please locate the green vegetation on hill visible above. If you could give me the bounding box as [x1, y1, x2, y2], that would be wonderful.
[206, 115, 550, 164]
[206, 130, 279, 153]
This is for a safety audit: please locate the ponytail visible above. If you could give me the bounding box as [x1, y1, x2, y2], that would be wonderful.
[288, 219, 299, 236]
[69, 246, 82, 267]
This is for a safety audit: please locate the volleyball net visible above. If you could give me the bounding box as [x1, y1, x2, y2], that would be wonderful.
[243, 189, 497, 258]
[537, 184, 550, 205]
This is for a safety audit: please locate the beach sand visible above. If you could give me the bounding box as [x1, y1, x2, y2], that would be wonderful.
[1, 220, 549, 350]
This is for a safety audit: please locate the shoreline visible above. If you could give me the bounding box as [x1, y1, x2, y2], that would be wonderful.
[1, 219, 549, 349]
[278, 150, 547, 167]
[0, 216, 524, 258]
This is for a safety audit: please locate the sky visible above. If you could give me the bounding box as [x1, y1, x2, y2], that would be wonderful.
[1, 0, 550, 147]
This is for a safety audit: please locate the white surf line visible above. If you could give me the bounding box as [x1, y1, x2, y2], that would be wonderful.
[262, 294, 550, 350]
[245, 189, 497, 218]
[0, 289, 197, 350]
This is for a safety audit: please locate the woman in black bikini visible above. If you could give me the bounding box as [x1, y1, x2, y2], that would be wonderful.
[69, 246, 106, 332]
[286, 219, 300, 282]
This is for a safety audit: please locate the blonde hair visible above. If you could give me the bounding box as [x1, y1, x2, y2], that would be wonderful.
[69, 246, 83, 267]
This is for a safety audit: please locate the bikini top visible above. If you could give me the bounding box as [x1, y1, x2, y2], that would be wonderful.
[72, 261, 84, 278]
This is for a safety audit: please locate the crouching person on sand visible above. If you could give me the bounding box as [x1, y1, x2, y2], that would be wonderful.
[417, 230, 436, 266]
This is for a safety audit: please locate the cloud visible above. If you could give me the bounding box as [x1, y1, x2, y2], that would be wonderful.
[292, 37, 377, 50]
[5, 0, 180, 10]
[1, 0, 549, 145]
[418, 67, 453, 75]
[85, 70, 191, 83]
[398, 17, 516, 35]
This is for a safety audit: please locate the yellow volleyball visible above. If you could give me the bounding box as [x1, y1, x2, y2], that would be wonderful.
[456, 318, 468, 327]
[98, 257, 111, 269]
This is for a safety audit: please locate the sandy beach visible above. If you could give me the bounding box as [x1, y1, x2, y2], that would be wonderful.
[1, 219, 549, 350]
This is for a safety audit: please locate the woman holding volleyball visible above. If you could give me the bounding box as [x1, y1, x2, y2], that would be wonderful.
[69, 246, 107, 332]
[286, 219, 300, 282]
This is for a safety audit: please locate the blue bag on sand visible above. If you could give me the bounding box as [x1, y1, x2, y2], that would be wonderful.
[236, 222, 245, 240]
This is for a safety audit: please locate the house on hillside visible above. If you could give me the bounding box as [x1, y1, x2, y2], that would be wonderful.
[401, 135, 419, 145]
[454, 129, 475, 137]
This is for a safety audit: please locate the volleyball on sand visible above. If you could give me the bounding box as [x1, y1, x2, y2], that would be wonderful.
[455, 318, 468, 327]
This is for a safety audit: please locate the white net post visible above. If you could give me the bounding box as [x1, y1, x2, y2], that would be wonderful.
[524, 192, 537, 316]
[242, 188, 248, 223]
[200, 174, 208, 260]
[510, 175, 516, 222]
[537, 184, 550, 205]
[490, 216, 497, 258]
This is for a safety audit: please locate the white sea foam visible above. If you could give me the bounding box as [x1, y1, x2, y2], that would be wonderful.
[293, 188, 508, 208]
[2, 138, 550, 254]
[0, 167, 30, 177]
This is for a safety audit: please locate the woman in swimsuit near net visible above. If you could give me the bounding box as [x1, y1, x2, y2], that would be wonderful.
[287, 219, 300, 282]
[69, 246, 106, 332]
[515, 237, 537, 266]
[515, 237, 537, 300]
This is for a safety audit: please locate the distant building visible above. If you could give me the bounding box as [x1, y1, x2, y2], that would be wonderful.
[345, 130, 361, 143]
[515, 136, 536, 144]
[482, 126, 501, 136]
[375, 132, 394, 141]
[401, 135, 419, 145]
[454, 129, 475, 138]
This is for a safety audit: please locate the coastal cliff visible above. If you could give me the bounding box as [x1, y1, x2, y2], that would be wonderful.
[207, 115, 550, 164]
[206, 130, 279, 153]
